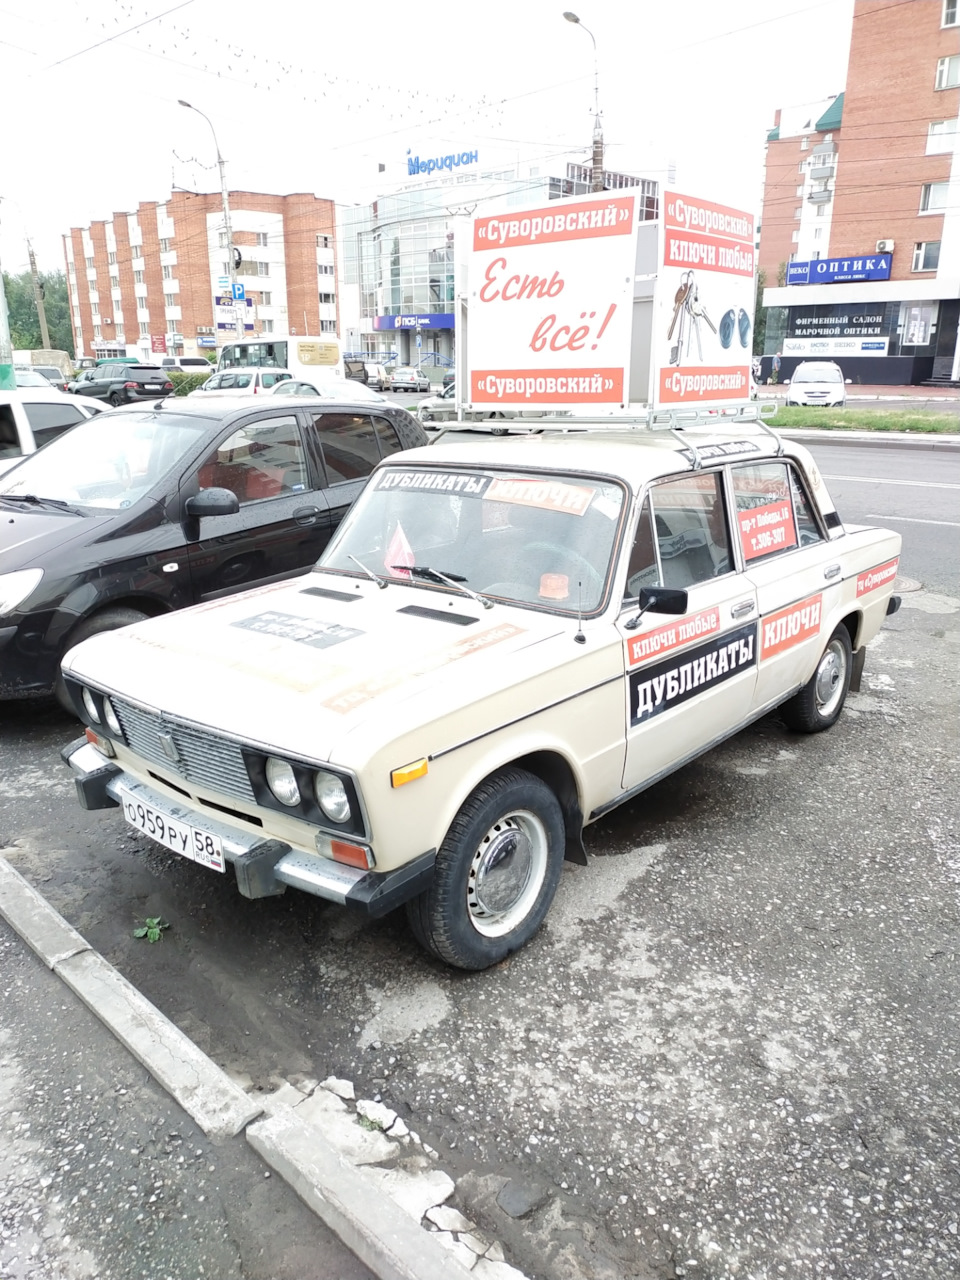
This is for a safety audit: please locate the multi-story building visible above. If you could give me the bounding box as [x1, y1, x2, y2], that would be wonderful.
[758, 0, 960, 385]
[64, 190, 337, 363]
[339, 154, 659, 368]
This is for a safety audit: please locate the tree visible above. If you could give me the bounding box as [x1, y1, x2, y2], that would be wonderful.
[752, 267, 767, 356]
[1, 270, 74, 356]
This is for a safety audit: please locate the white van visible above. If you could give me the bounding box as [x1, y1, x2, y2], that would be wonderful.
[187, 368, 293, 397]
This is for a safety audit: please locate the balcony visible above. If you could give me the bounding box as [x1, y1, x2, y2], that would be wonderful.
[809, 162, 835, 180]
[808, 189, 833, 204]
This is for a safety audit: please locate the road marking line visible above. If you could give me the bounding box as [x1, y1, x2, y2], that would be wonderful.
[865, 513, 960, 528]
[823, 474, 960, 490]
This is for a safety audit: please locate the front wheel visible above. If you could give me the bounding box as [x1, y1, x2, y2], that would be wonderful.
[54, 606, 149, 713]
[781, 624, 853, 733]
[406, 767, 565, 970]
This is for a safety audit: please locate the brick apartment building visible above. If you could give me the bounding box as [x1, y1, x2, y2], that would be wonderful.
[758, 0, 960, 385]
[63, 190, 338, 363]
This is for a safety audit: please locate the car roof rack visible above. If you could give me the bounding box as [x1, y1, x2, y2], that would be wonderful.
[429, 401, 783, 461]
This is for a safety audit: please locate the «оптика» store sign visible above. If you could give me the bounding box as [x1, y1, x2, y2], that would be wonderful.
[787, 255, 892, 284]
[467, 193, 640, 409]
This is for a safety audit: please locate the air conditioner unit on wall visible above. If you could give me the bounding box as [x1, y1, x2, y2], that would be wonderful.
[876, 240, 894, 253]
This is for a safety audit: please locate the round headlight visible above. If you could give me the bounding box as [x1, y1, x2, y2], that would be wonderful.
[102, 697, 122, 736]
[81, 688, 101, 723]
[314, 771, 351, 824]
[265, 757, 301, 807]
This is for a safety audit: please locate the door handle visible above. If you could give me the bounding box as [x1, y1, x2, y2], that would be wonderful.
[293, 506, 321, 526]
[730, 599, 755, 618]
[823, 563, 842, 580]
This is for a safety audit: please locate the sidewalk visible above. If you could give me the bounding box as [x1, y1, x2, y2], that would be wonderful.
[758, 384, 960, 401]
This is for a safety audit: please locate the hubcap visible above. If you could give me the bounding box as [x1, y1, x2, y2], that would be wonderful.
[467, 810, 548, 938]
[814, 638, 847, 717]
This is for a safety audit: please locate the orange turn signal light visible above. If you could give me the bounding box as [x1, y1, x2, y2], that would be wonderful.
[330, 840, 374, 870]
[85, 726, 115, 757]
[390, 757, 429, 788]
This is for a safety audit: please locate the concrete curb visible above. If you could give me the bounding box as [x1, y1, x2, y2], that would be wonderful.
[0, 856, 260, 1139]
[0, 856, 531, 1279]
[779, 428, 960, 452]
[248, 1107, 476, 1280]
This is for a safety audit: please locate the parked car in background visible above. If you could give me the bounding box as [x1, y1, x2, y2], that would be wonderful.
[188, 368, 293, 397]
[270, 378, 389, 403]
[158, 356, 214, 373]
[0, 388, 102, 476]
[364, 363, 392, 391]
[389, 366, 431, 393]
[14, 367, 57, 388]
[0, 395, 428, 704]
[33, 365, 70, 393]
[60, 417, 902, 969]
[442, 369, 456, 389]
[70, 363, 175, 406]
[785, 361, 848, 408]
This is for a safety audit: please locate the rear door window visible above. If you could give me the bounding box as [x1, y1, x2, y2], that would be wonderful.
[23, 402, 88, 447]
[308, 412, 381, 485]
[370, 415, 403, 458]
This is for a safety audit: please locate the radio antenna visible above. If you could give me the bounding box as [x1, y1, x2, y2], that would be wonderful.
[574, 580, 586, 644]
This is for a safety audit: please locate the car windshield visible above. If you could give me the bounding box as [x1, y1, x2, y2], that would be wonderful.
[319, 466, 626, 613]
[794, 364, 843, 383]
[0, 410, 209, 510]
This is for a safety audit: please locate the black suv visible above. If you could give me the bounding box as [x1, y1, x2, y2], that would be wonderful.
[71, 363, 175, 406]
[0, 396, 428, 704]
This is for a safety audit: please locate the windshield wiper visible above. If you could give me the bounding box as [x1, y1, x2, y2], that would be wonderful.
[0, 493, 81, 514]
[393, 564, 494, 611]
[348, 553, 387, 589]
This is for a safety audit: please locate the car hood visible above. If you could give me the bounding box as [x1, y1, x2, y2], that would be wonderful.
[62, 572, 601, 767]
[0, 503, 93, 564]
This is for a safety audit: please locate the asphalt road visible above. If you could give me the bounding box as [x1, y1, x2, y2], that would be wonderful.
[1, 438, 958, 1280]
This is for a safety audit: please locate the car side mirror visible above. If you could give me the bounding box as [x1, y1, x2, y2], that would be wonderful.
[184, 487, 240, 518]
[845, 378, 851, 384]
[623, 586, 688, 630]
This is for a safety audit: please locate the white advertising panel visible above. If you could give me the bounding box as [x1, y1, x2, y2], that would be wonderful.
[467, 193, 640, 411]
[653, 193, 756, 410]
[782, 337, 889, 357]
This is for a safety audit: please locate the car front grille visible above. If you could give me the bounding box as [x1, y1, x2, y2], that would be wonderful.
[111, 698, 256, 803]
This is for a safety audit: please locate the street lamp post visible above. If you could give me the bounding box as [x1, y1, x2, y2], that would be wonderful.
[178, 99, 244, 340]
[563, 11, 605, 193]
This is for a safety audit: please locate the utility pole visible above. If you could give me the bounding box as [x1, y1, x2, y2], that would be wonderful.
[0, 200, 15, 390]
[27, 240, 51, 350]
[563, 12, 605, 193]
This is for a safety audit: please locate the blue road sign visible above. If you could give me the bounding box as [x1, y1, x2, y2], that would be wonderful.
[232, 283, 246, 301]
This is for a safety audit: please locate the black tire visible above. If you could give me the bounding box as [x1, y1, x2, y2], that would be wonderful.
[781, 623, 853, 734]
[406, 767, 565, 970]
[108, 392, 124, 407]
[54, 606, 149, 713]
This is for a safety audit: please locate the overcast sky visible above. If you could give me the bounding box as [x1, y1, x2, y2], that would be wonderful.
[1, 0, 855, 275]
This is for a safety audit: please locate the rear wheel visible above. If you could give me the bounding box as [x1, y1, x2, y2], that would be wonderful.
[781, 624, 852, 733]
[406, 767, 565, 970]
[108, 392, 124, 407]
[54, 606, 149, 713]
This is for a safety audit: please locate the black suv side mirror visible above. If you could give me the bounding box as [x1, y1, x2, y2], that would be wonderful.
[184, 487, 240, 519]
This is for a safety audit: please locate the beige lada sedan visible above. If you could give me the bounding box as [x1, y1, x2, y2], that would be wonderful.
[62, 422, 902, 970]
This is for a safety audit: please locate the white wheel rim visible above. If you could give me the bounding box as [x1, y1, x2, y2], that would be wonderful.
[466, 809, 549, 938]
[815, 637, 847, 717]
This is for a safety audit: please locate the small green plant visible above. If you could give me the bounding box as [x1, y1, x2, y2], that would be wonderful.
[134, 916, 170, 943]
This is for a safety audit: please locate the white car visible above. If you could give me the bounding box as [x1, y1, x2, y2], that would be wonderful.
[0, 387, 103, 476]
[785, 361, 848, 407]
[389, 366, 431, 393]
[269, 378, 390, 403]
[63, 412, 902, 971]
[188, 368, 293, 397]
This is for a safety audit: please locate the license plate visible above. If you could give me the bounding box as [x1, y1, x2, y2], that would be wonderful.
[145, 383, 162, 390]
[119, 787, 224, 872]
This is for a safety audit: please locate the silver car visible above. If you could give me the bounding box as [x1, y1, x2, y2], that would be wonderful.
[389, 366, 431, 393]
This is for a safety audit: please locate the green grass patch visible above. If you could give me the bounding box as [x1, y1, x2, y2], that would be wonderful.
[771, 406, 959, 434]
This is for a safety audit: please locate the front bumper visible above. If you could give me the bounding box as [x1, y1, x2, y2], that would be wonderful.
[61, 737, 434, 916]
